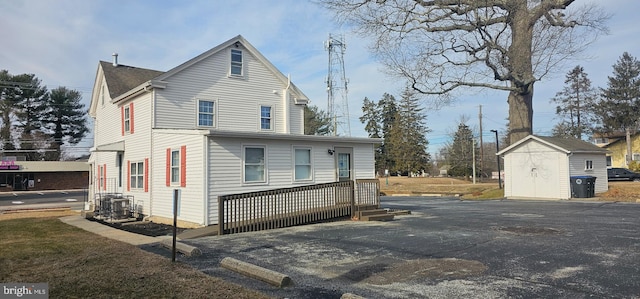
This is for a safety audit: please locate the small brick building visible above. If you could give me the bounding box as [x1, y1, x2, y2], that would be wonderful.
[0, 161, 89, 192]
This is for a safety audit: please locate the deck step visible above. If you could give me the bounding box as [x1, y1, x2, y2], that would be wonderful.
[358, 209, 387, 217]
[360, 214, 395, 221]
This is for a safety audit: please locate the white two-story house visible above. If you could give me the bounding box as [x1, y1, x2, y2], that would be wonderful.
[88, 35, 379, 228]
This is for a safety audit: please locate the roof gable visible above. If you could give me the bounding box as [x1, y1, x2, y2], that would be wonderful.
[155, 35, 309, 103]
[498, 135, 608, 155]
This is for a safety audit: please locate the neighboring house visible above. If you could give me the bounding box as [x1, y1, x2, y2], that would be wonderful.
[497, 135, 608, 200]
[603, 133, 640, 168]
[88, 35, 379, 228]
[591, 131, 625, 148]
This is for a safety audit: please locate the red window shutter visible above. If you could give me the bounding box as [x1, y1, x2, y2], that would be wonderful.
[166, 148, 171, 187]
[129, 102, 135, 134]
[103, 164, 107, 191]
[180, 145, 186, 187]
[144, 158, 149, 192]
[121, 106, 125, 136]
[126, 160, 131, 191]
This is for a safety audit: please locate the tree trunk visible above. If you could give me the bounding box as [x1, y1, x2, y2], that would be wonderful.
[508, 90, 534, 144]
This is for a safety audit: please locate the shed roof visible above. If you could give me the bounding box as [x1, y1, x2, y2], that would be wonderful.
[497, 135, 608, 156]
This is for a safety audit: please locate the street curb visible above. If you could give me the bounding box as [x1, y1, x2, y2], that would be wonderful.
[160, 239, 202, 256]
[220, 257, 291, 288]
[341, 293, 367, 299]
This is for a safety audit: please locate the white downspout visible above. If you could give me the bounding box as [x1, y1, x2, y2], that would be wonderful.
[282, 74, 291, 134]
[203, 134, 209, 226]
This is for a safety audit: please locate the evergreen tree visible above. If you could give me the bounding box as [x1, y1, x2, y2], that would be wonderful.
[304, 105, 332, 135]
[387, 88, 430, 175]
[379, 93, 398, 172]
[446, 121, 478, 178]
[42, 87, 89, 161]
[0, 70, 16, 151]
[595, 52, 640, 164]
[550, 66, 597, 139]
[12, 73, 48, 160]
[360, 97, 381, 138]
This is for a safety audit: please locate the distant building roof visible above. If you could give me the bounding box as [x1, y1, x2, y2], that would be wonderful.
[99, 61, 164, 99]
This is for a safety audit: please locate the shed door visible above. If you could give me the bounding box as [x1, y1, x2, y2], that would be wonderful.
[510, 153, 562, 199]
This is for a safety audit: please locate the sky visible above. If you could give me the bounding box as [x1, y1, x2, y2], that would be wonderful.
[1, 0, 639, 157]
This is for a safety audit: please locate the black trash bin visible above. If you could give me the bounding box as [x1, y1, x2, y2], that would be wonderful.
[570, 175, 596, 198]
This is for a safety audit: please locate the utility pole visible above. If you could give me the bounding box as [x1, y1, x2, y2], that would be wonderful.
[490, 129, 502, 189]
[472, 139, 476, 184]
[478, 105, 483, 181]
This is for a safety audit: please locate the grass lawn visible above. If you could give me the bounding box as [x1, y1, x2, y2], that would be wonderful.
[0, 210, 270, 299]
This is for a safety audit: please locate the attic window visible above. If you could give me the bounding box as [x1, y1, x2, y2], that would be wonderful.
[230, 49, 243, 76]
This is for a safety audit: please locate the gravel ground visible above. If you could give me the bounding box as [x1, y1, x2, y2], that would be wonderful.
[142, 197, 640, 298]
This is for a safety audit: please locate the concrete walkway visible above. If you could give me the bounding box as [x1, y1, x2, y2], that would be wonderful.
[59, 215, 166, 246]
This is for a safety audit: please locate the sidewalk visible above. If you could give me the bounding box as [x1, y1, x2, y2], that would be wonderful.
[59, 215, 167, 246]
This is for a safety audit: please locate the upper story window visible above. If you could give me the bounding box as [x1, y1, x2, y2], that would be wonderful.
[230, 49, 243, 76]
[585, 160, 593, 170]
[121, 102, 134, 135]
[294, 147, 312, 181]
[244, 146, 266, 183]
[124, 106, 131, 132]
[198, 100, 215, 127]
[260, 105, 272, 130]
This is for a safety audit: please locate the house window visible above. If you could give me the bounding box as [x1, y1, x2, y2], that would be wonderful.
[606, 156, 612, 167]
[244, 146, 265, 183]
[230, 49, 243, 76]
[260, 106, 272, 130]
[585, 160, 593, 170]
[124, 106, 130, 132]
[198, 100, 215, 127]
[294, 148, 312, 181]
[171, 150, 180, 184]
[130, 161, 144, 189]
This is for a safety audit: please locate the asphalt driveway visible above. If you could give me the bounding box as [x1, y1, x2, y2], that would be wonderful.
[148, 197, 640, 298]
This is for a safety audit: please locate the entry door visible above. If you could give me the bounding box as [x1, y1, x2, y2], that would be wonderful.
[335, 147, 353, 181]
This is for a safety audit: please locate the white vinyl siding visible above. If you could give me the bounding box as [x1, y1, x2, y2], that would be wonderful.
[153, 46, 298, 133]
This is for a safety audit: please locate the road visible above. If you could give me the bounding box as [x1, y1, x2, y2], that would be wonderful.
[0, 190, 87, 211]
[149, 197, 640, 299]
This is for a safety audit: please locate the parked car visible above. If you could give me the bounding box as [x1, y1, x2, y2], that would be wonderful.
[607, 168, 640, 181]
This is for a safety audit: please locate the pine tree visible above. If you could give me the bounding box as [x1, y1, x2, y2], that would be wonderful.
[387, 88, 430, 175]
[379, 93, 398, 172]
[12, 73, 48, 160]
[304, 105, 332, 135]
[446, 121, 478, 178]
[595, 52, 640, 164]
[550, 66, 597, 139]
[42, 87, 89, 161]
[0, 70, 16, 151]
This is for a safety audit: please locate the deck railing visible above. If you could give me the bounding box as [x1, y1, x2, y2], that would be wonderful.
[218, 179, 380, 235]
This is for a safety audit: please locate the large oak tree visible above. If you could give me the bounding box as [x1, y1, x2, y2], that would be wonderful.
[319, 0, 608, 143]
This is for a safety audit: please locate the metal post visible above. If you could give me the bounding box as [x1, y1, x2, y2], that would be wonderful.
[172, 189, 179, 262]
[490, 130, 502, 189]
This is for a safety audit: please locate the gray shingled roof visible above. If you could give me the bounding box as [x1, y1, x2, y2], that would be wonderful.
[533, 135, 607, 153]
[100, 61, 164, 99]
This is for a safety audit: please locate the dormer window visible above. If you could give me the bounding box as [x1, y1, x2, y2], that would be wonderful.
[230, 49, 243, 76]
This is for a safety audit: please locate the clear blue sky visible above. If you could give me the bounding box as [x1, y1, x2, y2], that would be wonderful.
[1, 0, 639, 156]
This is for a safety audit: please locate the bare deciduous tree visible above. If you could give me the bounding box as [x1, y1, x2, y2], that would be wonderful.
[319, 0, 609, 143]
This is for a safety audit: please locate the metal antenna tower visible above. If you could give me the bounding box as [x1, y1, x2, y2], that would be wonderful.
[325, 34, 351, 136]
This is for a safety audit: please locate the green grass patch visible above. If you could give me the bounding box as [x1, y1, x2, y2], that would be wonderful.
[0, 216, 270, 299]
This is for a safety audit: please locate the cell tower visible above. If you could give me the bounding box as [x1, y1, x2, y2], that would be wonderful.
[325, 34, 351, 136]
